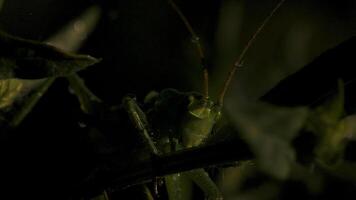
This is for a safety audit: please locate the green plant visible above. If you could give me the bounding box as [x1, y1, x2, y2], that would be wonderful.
[1, 1, 356, 200]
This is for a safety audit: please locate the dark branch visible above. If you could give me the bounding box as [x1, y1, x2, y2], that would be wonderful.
[72, 139, 252, 198]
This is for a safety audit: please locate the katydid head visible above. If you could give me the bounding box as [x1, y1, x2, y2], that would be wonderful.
[187, 95, 220, 119]
[181, 95, 221, 148]
[169, 0, 286, 148]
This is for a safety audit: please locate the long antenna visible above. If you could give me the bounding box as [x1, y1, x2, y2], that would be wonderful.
[168, 0, 209, 99]
[217, 0, 286, 106]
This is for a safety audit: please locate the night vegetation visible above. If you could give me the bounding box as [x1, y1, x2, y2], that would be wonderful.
[0, 0, 355, 199]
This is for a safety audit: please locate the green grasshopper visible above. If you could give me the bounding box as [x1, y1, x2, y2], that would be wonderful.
[121, 0, 286, 199]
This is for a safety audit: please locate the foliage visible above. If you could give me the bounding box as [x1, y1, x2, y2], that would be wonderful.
[227, 102, 308, 180]
[0, 1, 356, 200]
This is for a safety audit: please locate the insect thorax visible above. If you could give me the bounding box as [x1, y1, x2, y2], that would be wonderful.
[145, 88, 221, 152]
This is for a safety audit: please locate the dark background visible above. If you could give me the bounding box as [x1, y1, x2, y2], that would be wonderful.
[0, 0, 355, 199]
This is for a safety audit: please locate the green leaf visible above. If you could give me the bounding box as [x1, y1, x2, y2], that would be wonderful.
[316, 160, 356, 183]
[236, 182, 280, 200]
[0, 79, 23, 108]
[0, 79, 46, 111]
[90, 191, 109, 200]
[0, 6, 101, 127]
[46, 6, 101, 52]
[0, 6, 101, 112]
[307, 79, 346, 164]
[67, 74, 101, 114]
[227, 102, 308, 179]
[0, 0, 4, 12]
[10, 78, 55, 127]
[0, 31, 100, 80]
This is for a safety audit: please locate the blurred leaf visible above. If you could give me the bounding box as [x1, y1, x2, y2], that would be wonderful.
[0, 6, 101, 126]
[218, 161, 257, 197]
[261, 37, 356, 112]
[236, 182, 280, 200]
[46, 5, 101, 52]
[90, 191, 109, 200]
[288, 163, 323, 194]
[227, 102, 308, 179]
[0, 79, 23, 108]
[67, 74, 101, 114]
[316, 160, 356, 183]
[10, 78, 55, 127]
[0, 79, 45, 111]
[343, 114, 356, 139]
[52, 5, 102, 115]
[309, 80, 344, 127]
[0, 0, 4, 12]
[0, 30, 100, 80]
[307, 80, 346, 164]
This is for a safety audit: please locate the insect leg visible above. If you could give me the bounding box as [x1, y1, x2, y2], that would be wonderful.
[184, 169, 223, 200]
[165, 173, 193, 200]
[122, 96, 160, 156]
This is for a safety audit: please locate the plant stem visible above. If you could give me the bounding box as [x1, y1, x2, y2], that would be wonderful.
[73, 139, 252, 198]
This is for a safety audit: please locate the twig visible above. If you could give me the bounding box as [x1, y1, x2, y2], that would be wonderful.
[72, 139, 252, 198]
